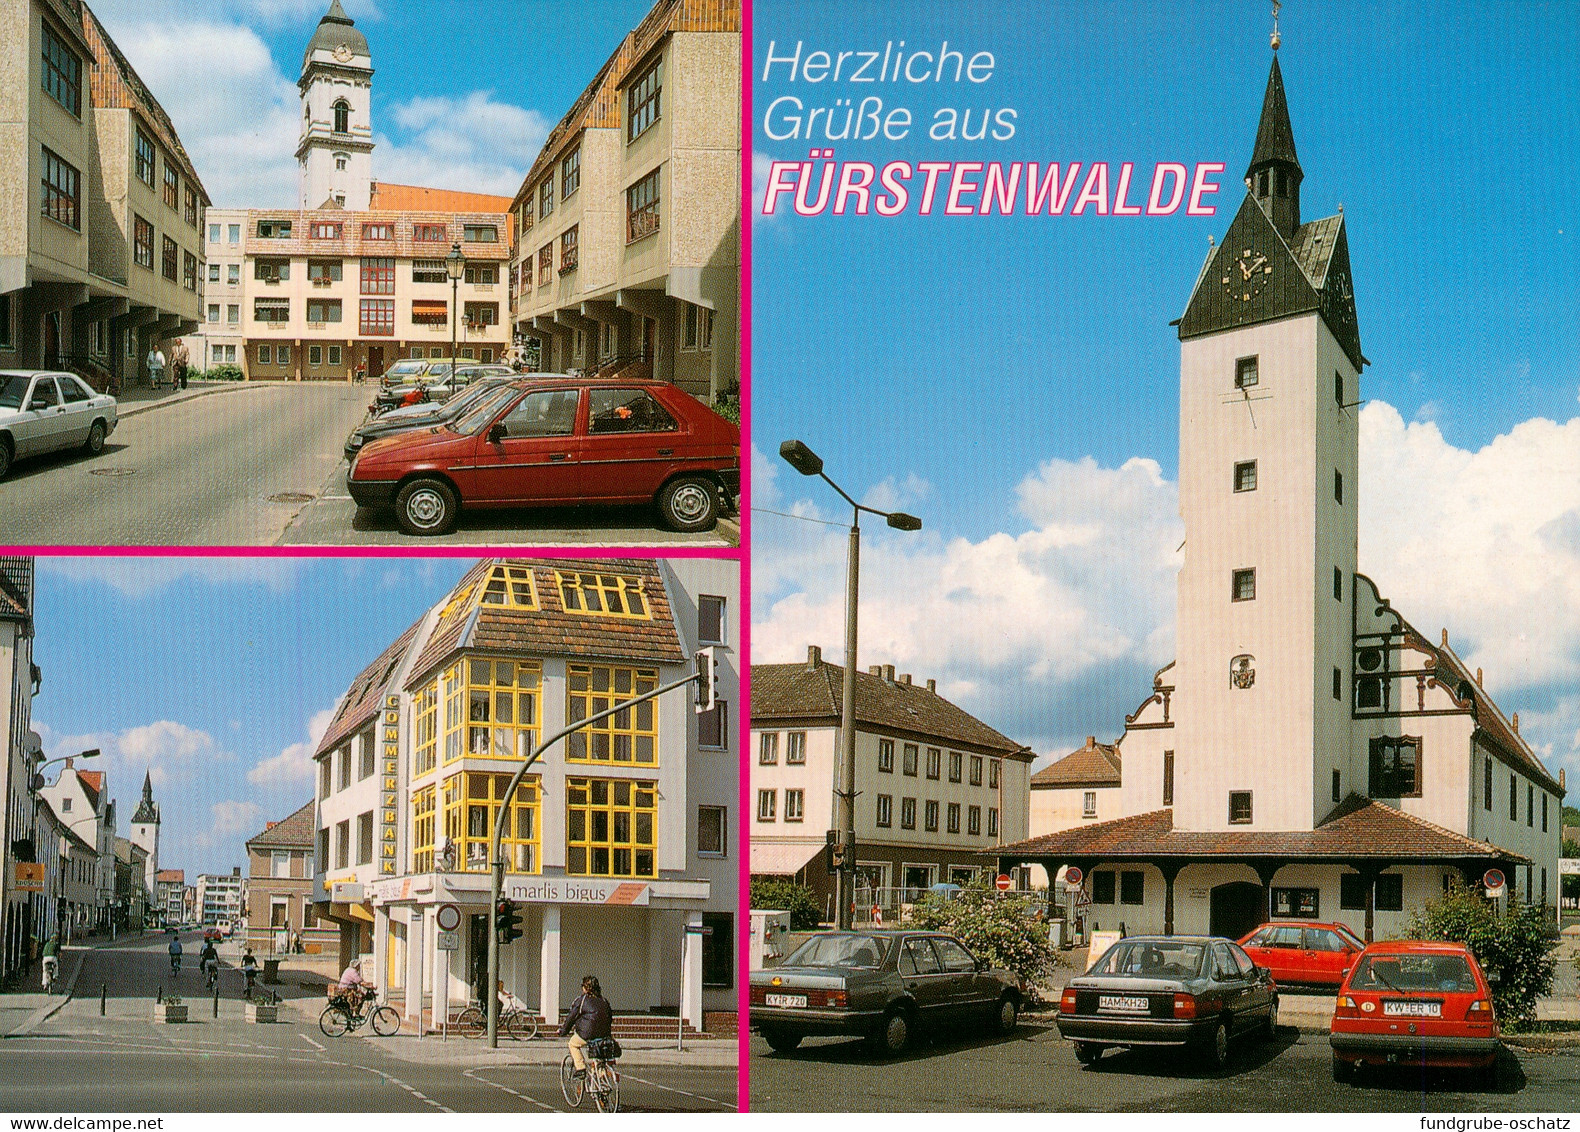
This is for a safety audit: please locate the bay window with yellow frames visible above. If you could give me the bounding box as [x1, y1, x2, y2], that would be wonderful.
[441, 771, 541, 873]
[566, 664, 658, 765]
[566, 777, 657, 878]
[411, 785, 436, 872]
[433, 656, 542, 766]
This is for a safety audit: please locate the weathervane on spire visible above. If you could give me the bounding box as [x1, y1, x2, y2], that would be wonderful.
[1271, 0, 1282, 51]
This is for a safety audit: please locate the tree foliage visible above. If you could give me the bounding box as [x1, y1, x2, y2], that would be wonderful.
[749, 879, 822, 930]
[909, 881, 1061, 987]
[1403, 880, 1556, 1029]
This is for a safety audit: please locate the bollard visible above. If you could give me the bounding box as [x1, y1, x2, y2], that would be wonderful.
[213, 984, 220, 1018]
[100, 982, 106, 1016]
[157, 986, 163, 1004]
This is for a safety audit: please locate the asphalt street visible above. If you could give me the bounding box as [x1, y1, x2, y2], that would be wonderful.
[0, 382, 737, 547]
[748, 1015, 1580, 1112]
[1, 932, 736, 1113]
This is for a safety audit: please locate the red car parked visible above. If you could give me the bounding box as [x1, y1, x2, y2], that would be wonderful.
[1329, 940, 1501, 1085]
[348, 377, 740, 536]
[1237, 921, 1365, 987]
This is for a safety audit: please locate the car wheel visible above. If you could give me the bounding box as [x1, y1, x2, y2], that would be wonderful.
[994, 994, 1019, 1035]
[84, 420, 107, 455]
[395, 477, 459, 536]
[1201, 1020, 1229, 1070]
[1264, 995, 1279, 1036]
[657, 475, 719, 532]
[1074, 1042, 1104, 1065]
[872, 1008, 911, 1055]
[760, 1028, 802, 1053]
[1331, 1054, 1356, 1084]
[0, 437, 12, 479]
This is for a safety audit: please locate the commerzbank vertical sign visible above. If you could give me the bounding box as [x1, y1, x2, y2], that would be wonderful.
[380, 695, 400, 875]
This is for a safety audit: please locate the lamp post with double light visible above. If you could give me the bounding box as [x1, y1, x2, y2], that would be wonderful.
[446, 243, 467, 372]
[779, 440, 921, 930]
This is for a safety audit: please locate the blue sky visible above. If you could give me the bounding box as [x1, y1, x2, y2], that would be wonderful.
[33, 557, 476, 876]
[751, 2, 1580, 783]
[92, 0, 660, 206]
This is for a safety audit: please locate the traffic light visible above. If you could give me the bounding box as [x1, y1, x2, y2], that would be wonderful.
[495, 898, 523, 945]
[694, 647, 718, 713]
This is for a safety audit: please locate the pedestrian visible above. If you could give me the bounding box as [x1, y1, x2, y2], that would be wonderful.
[147, 345, 166, 389]
[291, 929, 301, 954]
[41, 934, 60, 992]
[172, 343, 189, 389]
[354, 361, 367, 384]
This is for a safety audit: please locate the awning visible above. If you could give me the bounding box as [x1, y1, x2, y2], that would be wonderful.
[750, 839, 824, 877]
[328, 901, 376, 924]
[412, 300, 447, 316]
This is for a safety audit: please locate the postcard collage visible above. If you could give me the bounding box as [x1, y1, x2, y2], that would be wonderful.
[2, 0, 1577, 1120]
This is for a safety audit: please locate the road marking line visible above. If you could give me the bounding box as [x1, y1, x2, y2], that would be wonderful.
[618, 1071, 736, 1110]
[462, 1067, 558, 1111]
[348, 1062, 452, 1112]
[300, 1034, 326, 1051]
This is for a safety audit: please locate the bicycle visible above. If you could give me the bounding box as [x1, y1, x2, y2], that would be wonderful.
[202, 960, 219, 993]
[454, 997, 540, 1041]
[320, 986, 400, 1037]
[560, 1038, 620, 1113]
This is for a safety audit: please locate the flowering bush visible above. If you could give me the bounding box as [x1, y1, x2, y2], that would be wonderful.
[1404, 880, 1556, 1029]
[909, 881, 1061, 988]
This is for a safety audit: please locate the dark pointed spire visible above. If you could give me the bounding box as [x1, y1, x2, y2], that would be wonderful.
[132, 769, 159, 823]
[1245, 56, 1303, 240]
[322, 0, 352, 25]
[142, 770, 153, 801]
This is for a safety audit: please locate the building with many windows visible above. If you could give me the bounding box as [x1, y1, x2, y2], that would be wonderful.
[1, 0, 208, 386]
[195, 869, 243, 927]
[750, 647, 1034, 921]
[311, 558, 737, 1031]
[998, 50, 1563, 944]
[508, 0, 739, 401]
[245, 803, 329, 954]
[0, 558, 39, 983]
[182, 2, 512, 381]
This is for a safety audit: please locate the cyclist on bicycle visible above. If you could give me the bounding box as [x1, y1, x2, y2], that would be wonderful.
[559, 975, 612, 1078]
[40, 935, 60, 992]
[167, 936, 183, 974]
[199, 938, 220, 984]
[337, 958, 367, 1012]
[240, 947, 259, 998]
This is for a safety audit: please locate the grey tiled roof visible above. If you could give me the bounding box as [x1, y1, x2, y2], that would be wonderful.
[246, 801, 316, 851]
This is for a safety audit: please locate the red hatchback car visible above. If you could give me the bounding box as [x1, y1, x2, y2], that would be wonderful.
[348, 377, 740, 536]
[1238, 921, 1365, 987]
[1329, 940, 1501, 1085]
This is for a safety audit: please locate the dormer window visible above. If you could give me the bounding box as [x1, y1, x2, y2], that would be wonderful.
[333, 100, 350, 134]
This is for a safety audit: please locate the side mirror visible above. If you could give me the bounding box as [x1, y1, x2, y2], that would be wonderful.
[975, 958, 987, 972]
[29, 397, 48, 411]
[1486, 969, 1501, 986]
[487, 423, 507, 445]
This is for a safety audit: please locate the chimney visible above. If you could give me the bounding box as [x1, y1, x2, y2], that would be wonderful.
[265, 821, 277, 831]
[926, 678, 936, 693]
[806, 645, 822, 668]
[868, 665, 883, 676]
[883, 664, 895, 682]
[1561, 769, 1567, 791]
[1086, 736, 1096, 749]
[899, 673, 911, 685]
[64, 757, 73, 769]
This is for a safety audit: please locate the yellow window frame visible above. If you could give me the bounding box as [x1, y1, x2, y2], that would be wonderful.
[566, 663, 658, 766]
[411, 785, 436, 873]
[480, 564, 538, 609]
[566, 776, 657, 878]
[441, 656, 543, 764]
[555, 570, 651, 619]
[413, 679, 438, 776]
[442, 771, 542, 874]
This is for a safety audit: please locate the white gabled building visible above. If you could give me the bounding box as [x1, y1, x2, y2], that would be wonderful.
[312, 557, 737, 1032]
[999, 48, 1562, 944]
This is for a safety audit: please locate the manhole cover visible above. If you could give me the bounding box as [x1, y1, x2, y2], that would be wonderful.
[90, 468, 137, 477]
[268, 492, 315, 504]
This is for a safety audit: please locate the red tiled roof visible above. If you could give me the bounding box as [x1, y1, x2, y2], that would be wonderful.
[997, 795, 1527, 864]
[155, 869, 184, 883]
[1031, 740, 1121, 788]
[246, 801, 315, 852]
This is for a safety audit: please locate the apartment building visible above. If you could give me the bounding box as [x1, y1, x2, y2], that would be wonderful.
[195, 869, 243, 926]
[0, 0, 207, 386]
[311, 558, 737, 1031]
[245, 803, 330, 954]
[0, 558, 39, 982]
[509, 0, 739, 400]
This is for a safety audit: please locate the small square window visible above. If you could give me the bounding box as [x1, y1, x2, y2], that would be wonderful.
[1332, 666, 1342, 700]
[1234, 460, 1257, 492]
[1235, 356, 1258, 389]
[1232, 569, 1256, 602]
[1228, 790, 1253, 824]
[1332, 768, 1342, 803]
[1335, 370, 1345, 406]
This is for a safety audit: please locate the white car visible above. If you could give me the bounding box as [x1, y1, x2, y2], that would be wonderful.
[0, 370, 118, 479]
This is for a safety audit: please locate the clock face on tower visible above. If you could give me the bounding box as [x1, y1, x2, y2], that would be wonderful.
[1326, 268, 1356, 333]
[1221, 247, 1274, 303]
[333, 43, 353, 62]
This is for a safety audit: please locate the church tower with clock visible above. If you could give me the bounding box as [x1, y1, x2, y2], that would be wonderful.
[296, 0, 375, 211]
[1169, 50, 1366, 833]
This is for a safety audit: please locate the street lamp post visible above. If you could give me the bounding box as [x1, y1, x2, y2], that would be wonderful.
[445, 243, 467, 370]
[779, 440, 921, 930]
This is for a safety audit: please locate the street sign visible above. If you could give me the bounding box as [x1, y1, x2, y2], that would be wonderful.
[1064, 866, 1084, 887]
[436, 931, 459, 951]
[1075, 891, 1092, 908]
[435, 903, 461, 932]
[1483, 869, 1505, 891]
[995, 874, 1012, 892]
[14, 863, 43, 892]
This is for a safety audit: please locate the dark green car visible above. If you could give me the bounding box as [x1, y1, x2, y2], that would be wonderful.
[750, 930, 1024, 1055]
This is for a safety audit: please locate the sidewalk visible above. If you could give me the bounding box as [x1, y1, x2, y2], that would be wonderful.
[112, 378, 260, 419]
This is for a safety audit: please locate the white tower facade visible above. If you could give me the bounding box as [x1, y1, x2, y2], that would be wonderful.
[296, 0, 374, 211]
[129, 771, 160, 897]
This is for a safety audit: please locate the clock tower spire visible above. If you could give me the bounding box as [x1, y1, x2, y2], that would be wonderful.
[297, 0, 375, 211]
[1246, 55, 1303, 240]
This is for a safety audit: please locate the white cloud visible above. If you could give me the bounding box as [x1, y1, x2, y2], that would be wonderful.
[376, 93, 549, 197]
[38, 720, 229, 789]
[248, 707, 337, 786]
[40, 556, 302, 598]
[192, 799, 265, 849]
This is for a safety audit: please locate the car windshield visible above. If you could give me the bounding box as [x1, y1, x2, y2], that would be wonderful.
[1089, 939, 1206, 979]
[450, 385, 520, 436]
[782, 934, 889, 969]
[384, 360, 425, 379]
[1350, 953, 1479, 993]
[0, 375, 30, 410]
